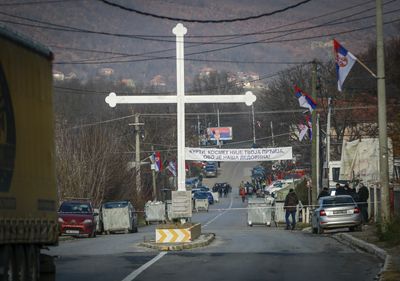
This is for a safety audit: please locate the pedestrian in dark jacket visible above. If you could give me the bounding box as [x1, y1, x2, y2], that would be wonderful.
[346, 184, 359, 201]
[318, 187, 330, 199]
[284, 188, 299, 230]
[335, 183, 346, 196]
[357, 183, 369, 223]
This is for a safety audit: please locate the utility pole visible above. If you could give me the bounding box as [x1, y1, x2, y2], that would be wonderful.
[376, 0, 390, 226]
[129, 114, 144, 194]
[151, 145, 157, 201]
[316, 113, 320, 195]
[251, 104, 256, 145]
[197, 115, 201, 146]
[311, 60, 318, 206]
[270, 121, 275, 147]
[326, 97, 332, 188]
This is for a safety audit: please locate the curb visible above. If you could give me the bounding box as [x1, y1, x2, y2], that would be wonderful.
[333, 233, 393, 281]
[139, 233, 215, 251]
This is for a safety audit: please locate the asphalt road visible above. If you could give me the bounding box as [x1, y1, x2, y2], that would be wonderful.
[45, 162, 382, 281]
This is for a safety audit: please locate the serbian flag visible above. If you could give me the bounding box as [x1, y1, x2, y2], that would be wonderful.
[305, 114, 312, 139]
[333, 39, 357, 91]
[298, 123, 308, 142]
[154, 152, 162, 172]
[294, 86, 316, 113]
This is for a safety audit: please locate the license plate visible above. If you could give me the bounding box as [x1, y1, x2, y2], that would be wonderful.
[333, 210, 346, 215]
[66, 230, 79, 234]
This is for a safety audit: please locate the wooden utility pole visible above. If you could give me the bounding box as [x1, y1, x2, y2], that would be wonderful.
[376, 0, 390, 226]
[311, 61, 318, 206]
[151, 146, 157, 201]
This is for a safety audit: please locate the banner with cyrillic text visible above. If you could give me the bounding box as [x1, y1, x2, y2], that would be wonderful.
[185, 147, 293, 162]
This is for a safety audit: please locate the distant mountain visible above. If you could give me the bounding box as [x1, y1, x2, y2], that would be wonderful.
[1, 0, 397, 87]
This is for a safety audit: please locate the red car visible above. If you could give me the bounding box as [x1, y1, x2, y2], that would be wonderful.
[58, 201, 97, 238]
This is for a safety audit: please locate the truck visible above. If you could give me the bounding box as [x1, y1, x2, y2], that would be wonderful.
[0, 26, 58, 280]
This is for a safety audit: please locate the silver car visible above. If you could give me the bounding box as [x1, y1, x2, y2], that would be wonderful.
[311, 195, 362, 234]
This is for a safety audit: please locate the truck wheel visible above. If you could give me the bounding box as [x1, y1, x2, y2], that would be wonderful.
[26, 245, 40, 281]
[0, 245, 16, 281]
[15, 245, 28, 281]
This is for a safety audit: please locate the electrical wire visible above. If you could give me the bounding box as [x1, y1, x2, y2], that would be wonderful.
[98, 0, 312, 23]
[52, 16, 400, 65]
[1, 0, 394, 63]
[0, 0, 81, 6]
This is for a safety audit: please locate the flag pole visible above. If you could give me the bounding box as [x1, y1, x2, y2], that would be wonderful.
[356, 59, 377, 78]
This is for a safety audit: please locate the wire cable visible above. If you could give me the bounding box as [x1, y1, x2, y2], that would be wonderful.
[98, 0, 312, 23]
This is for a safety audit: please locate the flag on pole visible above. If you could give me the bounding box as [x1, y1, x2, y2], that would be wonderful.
[294, 86, 317, 113]
[154, 152, 161, 172]
[333, 39, 357, 91]
[167, 160, 176, 177]
[305, 114, 312, 139]
[298, 123, 308, 142]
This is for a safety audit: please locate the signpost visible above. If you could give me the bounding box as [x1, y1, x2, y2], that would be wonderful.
[105, 23, 256, 195]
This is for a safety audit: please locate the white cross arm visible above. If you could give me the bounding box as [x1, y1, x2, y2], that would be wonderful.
[105, 91, 256, 107]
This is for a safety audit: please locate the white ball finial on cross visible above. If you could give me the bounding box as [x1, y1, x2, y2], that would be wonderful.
[173, 23, 187, 36]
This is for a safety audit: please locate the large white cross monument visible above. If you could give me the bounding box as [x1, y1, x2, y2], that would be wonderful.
[105, 23, 256, 192]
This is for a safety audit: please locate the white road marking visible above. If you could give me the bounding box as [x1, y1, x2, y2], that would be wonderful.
[203, 193, 234, 228]
[121, 252, 167, 281]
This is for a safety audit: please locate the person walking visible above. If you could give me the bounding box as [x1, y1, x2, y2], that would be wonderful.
[239, 186, 246, 203]
[357, 183, 369, 224]
[284, 188, 299, 230]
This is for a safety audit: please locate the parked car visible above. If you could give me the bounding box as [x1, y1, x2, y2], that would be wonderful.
[101, 200, 138, 234]
[185, 177, 200, 189]
[203, 165, 217, 177]
[311, 195, 362, 234]
[58, 200, 97, 238]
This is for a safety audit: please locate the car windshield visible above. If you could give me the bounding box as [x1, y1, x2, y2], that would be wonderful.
[322, 197, 355, 208]
[103, 201, 129, 209]
[59, 202, 92, 213]
[193, 192, 208, 199]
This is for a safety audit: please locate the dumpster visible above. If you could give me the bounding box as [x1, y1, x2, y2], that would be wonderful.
[194, 199, 209, 212]
[145, 201, 167, 224]
[247, 197, 276, 227]
[102, 201, 138, 234]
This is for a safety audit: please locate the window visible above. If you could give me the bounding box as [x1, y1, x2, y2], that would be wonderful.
[332, 167, 340, 182]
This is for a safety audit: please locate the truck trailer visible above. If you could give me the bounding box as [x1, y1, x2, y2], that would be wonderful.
[0, 26, 58, 280]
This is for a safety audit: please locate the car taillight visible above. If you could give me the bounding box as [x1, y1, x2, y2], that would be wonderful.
[83, 219, 93, 224]
[58, 217, 64, 223]
[354, 207, 360, 214]
[319, 210, 326, 216]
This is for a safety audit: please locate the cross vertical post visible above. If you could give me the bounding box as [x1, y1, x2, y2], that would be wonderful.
[173, 23, 187, 192]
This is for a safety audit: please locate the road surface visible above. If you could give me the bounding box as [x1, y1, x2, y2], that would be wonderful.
[46, 162, 381, 281]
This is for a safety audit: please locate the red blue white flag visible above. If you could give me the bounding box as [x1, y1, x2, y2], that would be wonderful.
[333, 39, 357, 92]
[154, 152, 161, 172]
[294, 86, 316, 113]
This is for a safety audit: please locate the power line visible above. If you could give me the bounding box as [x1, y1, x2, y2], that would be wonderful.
[98, 0, 312, 23]
[0, 0, 81, 6]
[51, 16, 400, 65]
[1, 0, 394, 66]
[64, 105, 383, 130]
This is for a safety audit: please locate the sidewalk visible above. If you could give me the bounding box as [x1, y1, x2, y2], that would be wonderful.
[334, 224, 400, 281]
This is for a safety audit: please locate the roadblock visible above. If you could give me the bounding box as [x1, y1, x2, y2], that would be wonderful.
[156, 223, 201, 243]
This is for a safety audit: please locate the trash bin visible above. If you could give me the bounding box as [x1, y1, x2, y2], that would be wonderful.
[101, 201, 138, 234]
[247, 197, 276, 227]
[144, 201, 166, 224]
